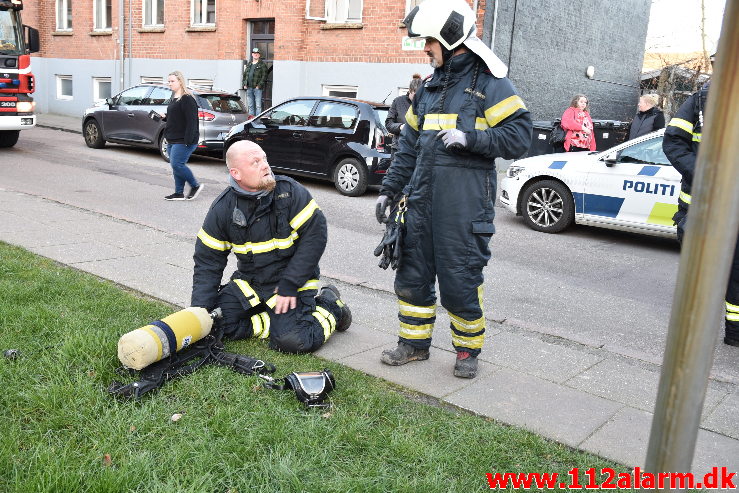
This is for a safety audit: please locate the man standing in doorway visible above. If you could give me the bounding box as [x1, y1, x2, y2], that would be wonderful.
[243, 47, 268, 117]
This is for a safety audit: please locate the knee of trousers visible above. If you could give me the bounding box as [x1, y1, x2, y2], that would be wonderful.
[269, 327, 323, 354]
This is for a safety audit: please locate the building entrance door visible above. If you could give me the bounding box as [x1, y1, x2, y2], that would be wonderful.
[248, 19, 275, 111]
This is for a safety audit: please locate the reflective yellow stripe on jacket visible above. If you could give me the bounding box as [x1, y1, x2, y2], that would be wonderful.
[485, 95, 526, 127]
[198, 200, 320, 255]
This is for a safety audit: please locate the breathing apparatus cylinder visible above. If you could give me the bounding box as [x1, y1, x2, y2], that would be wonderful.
[117, 307, 213, 370]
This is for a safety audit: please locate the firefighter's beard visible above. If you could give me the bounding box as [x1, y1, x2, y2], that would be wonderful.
[258, 174, 276, 192]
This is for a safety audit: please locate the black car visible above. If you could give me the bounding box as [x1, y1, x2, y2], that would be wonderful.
[82, 83, 248, 161]
[224, 96, 392, 196]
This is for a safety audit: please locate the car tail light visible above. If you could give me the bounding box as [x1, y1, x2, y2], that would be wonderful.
[375, 132, 388, 153]
[198, 110, 216, 121]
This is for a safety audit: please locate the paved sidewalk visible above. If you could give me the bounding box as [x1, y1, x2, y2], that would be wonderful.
[7, 113, 738, 477]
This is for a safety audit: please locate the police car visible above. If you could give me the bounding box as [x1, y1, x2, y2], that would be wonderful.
[500, 129, 679, 238]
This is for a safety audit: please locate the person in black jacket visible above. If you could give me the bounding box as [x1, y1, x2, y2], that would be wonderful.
[191, 140, 351, 353]
[375, 0, 532, 378]
[163, 71, 203, 201]
[627, 94, 665, 141]
[663, 65, 738, 347]
[385, 74, 423, 152]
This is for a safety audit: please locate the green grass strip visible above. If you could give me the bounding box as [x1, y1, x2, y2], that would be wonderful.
[0, 241, 647, 492]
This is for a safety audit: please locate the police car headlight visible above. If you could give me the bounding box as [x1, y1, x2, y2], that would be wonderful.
[506, 165, 525, 178]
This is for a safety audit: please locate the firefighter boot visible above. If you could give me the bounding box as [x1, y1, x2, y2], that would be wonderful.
[318, 284, 352, 332]
[453, 351, 478, 378]
[380, 341, 430, 366]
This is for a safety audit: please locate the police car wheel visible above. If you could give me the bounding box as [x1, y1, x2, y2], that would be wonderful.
[333, 158, 368, 197]
[521, 180, 574, 233]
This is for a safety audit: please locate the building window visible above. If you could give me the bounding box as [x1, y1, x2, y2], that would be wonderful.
[93, 0, 112, 30]
[93, 77, 111, 102]
[141, 76, 163, 84]
[56, 75, 73, 100]
[191, 0, 215, 26]
[56, 0, 72, 30]
[188, 79, 213, 91]
[322, 85, 357, 98]
[405, 0, 423, 14]
[143, 0, 165, 26]
[326, 0, 362, 23]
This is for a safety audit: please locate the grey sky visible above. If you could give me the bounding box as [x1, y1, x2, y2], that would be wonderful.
[646, 0, 726, 52]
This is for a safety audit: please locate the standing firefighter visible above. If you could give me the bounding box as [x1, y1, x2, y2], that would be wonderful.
[663, 53, 739, 347]
[375, 0, 533, 377]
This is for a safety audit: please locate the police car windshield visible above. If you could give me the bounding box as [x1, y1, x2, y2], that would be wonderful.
[0, 10, 22, 55]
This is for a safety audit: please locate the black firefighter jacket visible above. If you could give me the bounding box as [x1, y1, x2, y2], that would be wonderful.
[663, 85, 709, 198]
[191, 176, 327, 310]
[380, 52, 532, 269]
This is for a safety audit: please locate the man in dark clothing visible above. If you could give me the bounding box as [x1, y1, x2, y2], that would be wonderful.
[385, 74, 423, 152]
[374, 0, 533, 378]
[628, 94, 665, 141]
[242, 48, 269, 116]
[662, 61, 738, 347]
[191, 140, 351, 353]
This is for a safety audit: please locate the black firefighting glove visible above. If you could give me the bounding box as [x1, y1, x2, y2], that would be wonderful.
[375, 194, 391, 224]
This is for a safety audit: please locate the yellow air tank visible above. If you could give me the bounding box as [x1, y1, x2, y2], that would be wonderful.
[118, 307, 213, 370]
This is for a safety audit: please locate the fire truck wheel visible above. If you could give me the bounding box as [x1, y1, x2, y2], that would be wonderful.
[83, 119, 106, 149]
[0, 130, 20, 148]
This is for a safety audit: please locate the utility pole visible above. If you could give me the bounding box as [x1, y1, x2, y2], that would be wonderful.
[645, 0, 739, 488]
[481, 0, 495, 47]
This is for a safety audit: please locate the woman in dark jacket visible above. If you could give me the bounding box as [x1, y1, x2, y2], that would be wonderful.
[162, 70, 203, 201]
[628, 94, 665, 140]
[385, 74, 423, 151]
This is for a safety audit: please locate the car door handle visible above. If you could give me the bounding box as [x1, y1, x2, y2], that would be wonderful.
[292, 132, 301, 138]
[334, 136, 346, 140]
[127, 112, 136, 117]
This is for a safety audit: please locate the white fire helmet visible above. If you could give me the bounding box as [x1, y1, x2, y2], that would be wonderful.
[404, 0, 508, 78]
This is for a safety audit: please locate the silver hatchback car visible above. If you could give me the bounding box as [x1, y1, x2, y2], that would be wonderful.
[82, 83, 248, 161]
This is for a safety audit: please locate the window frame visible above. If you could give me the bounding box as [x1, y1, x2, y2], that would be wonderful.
[56, 75, 73, 100]
[143, 0, 165, 27]
[190, 0, 216, 26]
[92, 77, 111, 102]
[321, 85, 358, 99]
[93, 0, 112, 31]
[325, 0, 363, 23]
[55, 0, 72, 31]
[187, 79, 214, 91]
[405, 0, 423, 14]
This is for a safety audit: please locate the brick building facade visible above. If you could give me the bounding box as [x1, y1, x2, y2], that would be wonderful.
[22, 0, 650, 122]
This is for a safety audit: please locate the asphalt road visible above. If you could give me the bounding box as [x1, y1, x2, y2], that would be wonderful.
[3, 126, 710, 371]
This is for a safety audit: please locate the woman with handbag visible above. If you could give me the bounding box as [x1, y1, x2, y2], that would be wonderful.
[162, 71, 204, 201]
[560, 94, 597, 152]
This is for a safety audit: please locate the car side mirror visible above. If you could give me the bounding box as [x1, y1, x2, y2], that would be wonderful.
[604, 153, 617, 167]
[105, 98, 114, 107]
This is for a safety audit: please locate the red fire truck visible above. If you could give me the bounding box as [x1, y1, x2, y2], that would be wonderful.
[0, 0, 38, 147]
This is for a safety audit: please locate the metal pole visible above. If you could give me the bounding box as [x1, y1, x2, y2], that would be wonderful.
[482, 0, 494, 47]
[118, 0, 124, 92]
[645, 0, 739, 485]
